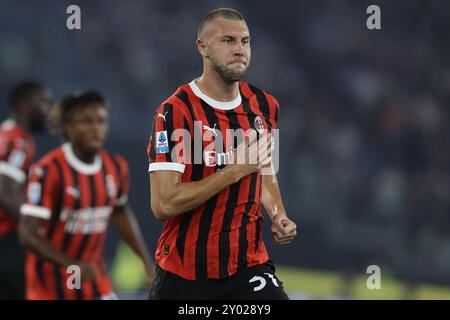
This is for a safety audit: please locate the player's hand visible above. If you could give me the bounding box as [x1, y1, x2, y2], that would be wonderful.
[271, 213, 297, 246]
[226, 131, 274, 182]
[78, 261, 98, 283]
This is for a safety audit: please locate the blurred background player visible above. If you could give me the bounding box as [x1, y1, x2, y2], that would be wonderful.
[0, 81, 52, 299]
[147, 8, 297, 300]
[19, 91, 154, 300]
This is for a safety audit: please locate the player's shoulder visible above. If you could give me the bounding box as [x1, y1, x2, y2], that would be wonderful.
[164, 83, 192, 108]
[239, 81, 280, 107]
[100, 149, 129, 171]
[33, 146, 64, 170]
[0, 119, 33, 144]
[154, 83, 194, 118]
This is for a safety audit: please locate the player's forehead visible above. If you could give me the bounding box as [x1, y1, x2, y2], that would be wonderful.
[203, 17, 250, 39]
[71, 103, 108, 118]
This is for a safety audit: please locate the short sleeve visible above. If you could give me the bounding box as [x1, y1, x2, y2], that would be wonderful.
[20, 163, 59, 220]
[266, 93, 280, 130]
[147, 103, 191, 174]
[0, 137, 33, 184]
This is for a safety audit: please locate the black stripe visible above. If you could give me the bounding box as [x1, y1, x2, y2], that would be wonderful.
[34, 258, 46, 290]
[74, 285, 83, 300]
[74, 175, 96, 260]
[36, 166, 49, 207]
[218, 181, 240, 278]
[61, 167, 80, 253]
[248, 84, 271, 124]
[101, 165, 111, 206]
[218, 106, 243, 278]
[58, 166, 81, 299]
[173, 93, 199, 264]
[53, 265, 66, 299]
[201, 100, 226, 169]
[110, 155, 122, 197]
[255, 177, 263, 253]
[176, 90, 203, 167]
[175, 117, 198, 264]
[92, 279, 101, 299]
[195, 195, 219, 279]
[47, 159, 64, 239]
[148, 113, 157, 161]
[75, 174, 97, 300]
[254, 213, 261, 253]
[34, 164, 50, 289]
[237, 173, 257, 269]
[163, 103, 175, 162]
[47, 159, 67, 299]
[194, 100, 223, 279]
[274, 104, 279, 124]
[175, 90, 196, 127]
[237, 95, 259, 269]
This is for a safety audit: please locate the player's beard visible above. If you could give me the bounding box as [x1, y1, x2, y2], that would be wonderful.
[210, 55, 249, 82]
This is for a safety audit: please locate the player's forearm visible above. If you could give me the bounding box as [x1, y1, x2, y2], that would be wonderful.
[0, 196, 21, 221]
[19, 224, 75, 267]
[152, 165, 240, 220]
[0, 177, 23, 221]
[111, 206, 153, 267]
[261, 173, 288, 220]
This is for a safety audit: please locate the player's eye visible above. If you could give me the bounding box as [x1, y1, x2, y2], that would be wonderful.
[223, 38, 233, 43]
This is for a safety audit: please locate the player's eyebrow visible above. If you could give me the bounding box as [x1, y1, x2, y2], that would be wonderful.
[221, 34, 251, 41]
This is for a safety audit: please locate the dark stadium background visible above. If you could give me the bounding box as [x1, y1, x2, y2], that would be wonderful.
[1, 0, 450, 299]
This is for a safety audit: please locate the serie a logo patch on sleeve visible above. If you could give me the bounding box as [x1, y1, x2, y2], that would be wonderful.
[155, 130, 169, 153]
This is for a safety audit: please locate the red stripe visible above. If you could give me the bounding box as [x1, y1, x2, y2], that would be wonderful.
[51, 157, 74, 252]
[245, 175, 261, 261]
[65, 173, 91, 258]
[102, 151, 119, 206]
[82, 169, 107, 262]
[42, 262, 58, 299]
[184, 92, 217, 279]
[226, 105, 255, 275]
[182, 207, 203, 279]
[264, 92, 278, 129]
[205, 108, 232, 278]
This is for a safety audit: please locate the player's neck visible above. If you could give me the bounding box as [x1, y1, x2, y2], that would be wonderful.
[196, 72, 239, 102]
[71, 144, 97, 164]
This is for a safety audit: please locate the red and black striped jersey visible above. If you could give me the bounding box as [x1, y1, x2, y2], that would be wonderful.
[20, 142, 129, 300]
[147, 80, 280, 280]
[0, 119, 36, 236]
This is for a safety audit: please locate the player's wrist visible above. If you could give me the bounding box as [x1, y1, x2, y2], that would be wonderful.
[271, 210, 288, 221]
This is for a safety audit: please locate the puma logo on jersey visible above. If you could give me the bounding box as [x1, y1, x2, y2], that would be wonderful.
[66, 186, 80, 199]
[203, 123, 217, 136]
[157, 111, 169, 122]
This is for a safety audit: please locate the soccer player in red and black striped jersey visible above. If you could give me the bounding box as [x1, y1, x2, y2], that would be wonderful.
[19, 91, 154, 300]
[148, 8, 297, 300]
[0, 81, 52, 299]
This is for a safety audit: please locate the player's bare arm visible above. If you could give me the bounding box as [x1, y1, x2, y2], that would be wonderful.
[18, 215, 97, 282]
[261, 168, 297, 246]
[110, 204, 155, 280]
[0, 175, 23, 221]
[150, 132, 272, 220]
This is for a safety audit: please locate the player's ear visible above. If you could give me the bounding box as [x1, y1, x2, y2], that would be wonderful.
[196, 39, 209, 58]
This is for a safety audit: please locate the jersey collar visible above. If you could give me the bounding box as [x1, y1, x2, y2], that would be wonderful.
[62, 143, 102, 175]
[189, 79, 241, 111]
